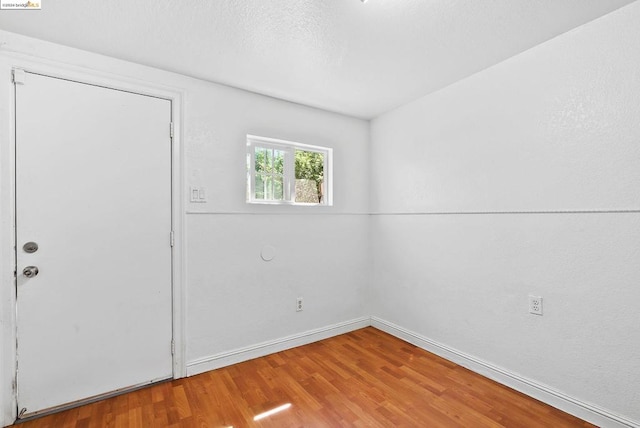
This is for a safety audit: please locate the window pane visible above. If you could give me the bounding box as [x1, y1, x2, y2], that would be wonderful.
[266, 148, 273, 173]
[264, 176, 272, 200]
[254, 174, 284, 201]
[255, 174, 266, 199]
[294, 150, 324, 203]
[255, 147, 266, 173]
[273, 176, 284, 200]
[273, 149, 285, 174]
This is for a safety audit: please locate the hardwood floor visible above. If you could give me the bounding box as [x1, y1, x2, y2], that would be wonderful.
[17, 327, 595, 427]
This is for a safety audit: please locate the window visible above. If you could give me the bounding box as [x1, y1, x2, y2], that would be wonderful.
[247, 135, 332, 205]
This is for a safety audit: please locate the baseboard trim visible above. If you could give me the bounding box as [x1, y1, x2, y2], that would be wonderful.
[370, 317, 638, 428]
[186, 317, 371, 376]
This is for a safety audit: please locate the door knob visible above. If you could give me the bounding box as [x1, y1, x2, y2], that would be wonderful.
[23, 266, 39, 278]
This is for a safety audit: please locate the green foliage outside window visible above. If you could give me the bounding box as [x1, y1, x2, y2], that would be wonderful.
[250, 143, 326, 204]
[295, 150, 324, 203]
[254, 147, 285, 200]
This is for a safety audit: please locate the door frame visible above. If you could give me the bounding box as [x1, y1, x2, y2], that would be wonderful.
[0, 53, 186, 424]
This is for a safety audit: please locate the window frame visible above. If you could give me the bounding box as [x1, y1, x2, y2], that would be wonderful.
[246, 134, 333, 206]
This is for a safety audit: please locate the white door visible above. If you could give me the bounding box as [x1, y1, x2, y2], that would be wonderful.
[15, 72, 173, 417]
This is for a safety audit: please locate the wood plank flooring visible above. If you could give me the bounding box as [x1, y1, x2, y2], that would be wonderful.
[17, 327, 595, 427]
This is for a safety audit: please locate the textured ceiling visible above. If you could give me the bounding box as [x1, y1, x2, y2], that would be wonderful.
[0, 0, 635, 119]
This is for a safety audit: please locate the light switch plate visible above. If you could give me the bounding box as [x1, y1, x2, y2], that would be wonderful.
[190, 187, 207, 203]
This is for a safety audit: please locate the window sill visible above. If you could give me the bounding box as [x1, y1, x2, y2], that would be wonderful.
[246, 200, 330, 207]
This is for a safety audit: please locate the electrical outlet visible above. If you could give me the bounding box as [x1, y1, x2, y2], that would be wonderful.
[529, 295, 543, 315]
[296, 297, 303, 312]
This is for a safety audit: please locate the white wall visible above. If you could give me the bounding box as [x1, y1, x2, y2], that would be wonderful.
[183, 77, 371, 369]
[370, 2, 640, 425]
[0, 30, 369, 425]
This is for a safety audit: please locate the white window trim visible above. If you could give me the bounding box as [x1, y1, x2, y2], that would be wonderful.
[247, 134, 333, 206]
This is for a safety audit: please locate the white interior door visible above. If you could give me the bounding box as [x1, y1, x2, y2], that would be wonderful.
[15, 72, 173, 417]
